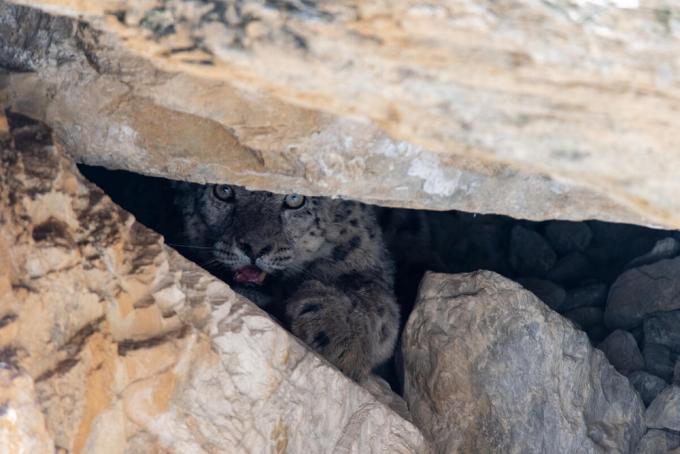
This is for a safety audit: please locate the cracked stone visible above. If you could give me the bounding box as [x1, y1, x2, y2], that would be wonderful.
[403, 271, 644, 453]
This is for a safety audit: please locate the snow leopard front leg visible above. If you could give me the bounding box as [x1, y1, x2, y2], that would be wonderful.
[286, 276, 399, 382]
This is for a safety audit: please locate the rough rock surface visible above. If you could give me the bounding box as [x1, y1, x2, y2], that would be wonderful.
[646, 386, 680, 432]
[644, 311, 680, 352]
[605, 257, 680, 329]
[516, 278, 565, 311]
[643, 344, 676, 383]
[402, 271, 645, 454]
[637, 429, 680, 454]
[0, 118, 429, 452]
[2, 1, 680, 228]
[597, 330, 644, 377]
[0, 366, 55, 453]
[564, 306, 604, 331]
[629, 372, 667, 407]
[562, 283, 608, 312]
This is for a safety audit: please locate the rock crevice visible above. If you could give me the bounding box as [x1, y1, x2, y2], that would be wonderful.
[0, 117, 429, 453]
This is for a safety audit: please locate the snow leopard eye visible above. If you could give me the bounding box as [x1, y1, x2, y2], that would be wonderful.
[212, 184, 234, 201]
[284, 193, 305, 209]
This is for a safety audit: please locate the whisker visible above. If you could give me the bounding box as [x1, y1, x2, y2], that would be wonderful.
[166, 243, 215, 250]
[197, 258, 221, 268]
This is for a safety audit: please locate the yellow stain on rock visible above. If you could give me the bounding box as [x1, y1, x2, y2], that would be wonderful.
[271, 419, 289, 454]
[72, 329, 118, 454]
[151, 371, 178, 414]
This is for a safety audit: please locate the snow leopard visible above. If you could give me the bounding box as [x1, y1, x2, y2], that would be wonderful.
[172, 182, 400, 382]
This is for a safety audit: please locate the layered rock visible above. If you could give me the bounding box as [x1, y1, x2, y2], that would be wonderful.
[0, 117, 428, 452]
[2, 1, 680, 227]
[402, 271, 645, 453]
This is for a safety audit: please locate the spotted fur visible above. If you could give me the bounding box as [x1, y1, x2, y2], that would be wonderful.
[173, 182, 399, 381]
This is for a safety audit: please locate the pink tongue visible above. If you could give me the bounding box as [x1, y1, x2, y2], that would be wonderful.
[234, 266, 266, 285]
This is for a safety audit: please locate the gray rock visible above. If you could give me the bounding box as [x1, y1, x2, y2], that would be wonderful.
[631, 326, 645, 346]
[646, 386, 680, 431]
[627, 237, 680, 269]
[674, 358, 680, 385]
[644, 311, 680, 353]
[587, 325, 610, 345]
[362, 375, 413, 423]
[629, 372, 668, 406]
[564, 306, 603, 330]
[509, 225, 557, 277]
[598, 330, 644, 376]
[403, 271, 645, 454]
[544, 221, 593, 255]
[562, 283, 609, 312]
[516, 278, 566, 311]
[637, 429, 680, 454]
[644, 344, 676, 382]
[605, 257, 680, 329]
[546, 251, 592, 285]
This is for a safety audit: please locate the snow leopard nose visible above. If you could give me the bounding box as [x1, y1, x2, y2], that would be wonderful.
[237, 238, 273, 260]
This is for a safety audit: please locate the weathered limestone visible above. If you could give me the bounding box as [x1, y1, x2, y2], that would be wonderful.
[2, 1, 680, 227]
[0, 117, 428, 453]
[0, 367, 54, 453]
[403, 271, 645, 454]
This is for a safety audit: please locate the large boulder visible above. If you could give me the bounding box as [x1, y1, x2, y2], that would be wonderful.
[402, 271, 645, 453]
[0, 117, 429, 453]
[2, 1, 680, 228]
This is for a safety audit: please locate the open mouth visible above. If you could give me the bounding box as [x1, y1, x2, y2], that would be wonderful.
[233, 266, 267, 286]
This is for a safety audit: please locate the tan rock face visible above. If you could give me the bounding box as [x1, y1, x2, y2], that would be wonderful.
[0, 367, 54, 454]
[3, 1, 680, 227]
[0, 118, 428, 453]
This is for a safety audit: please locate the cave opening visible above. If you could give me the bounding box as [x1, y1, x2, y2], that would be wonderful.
[79, 164, 680, 404]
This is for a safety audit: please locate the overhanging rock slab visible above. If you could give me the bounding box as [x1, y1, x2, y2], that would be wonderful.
[2, 1, 680, 227]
